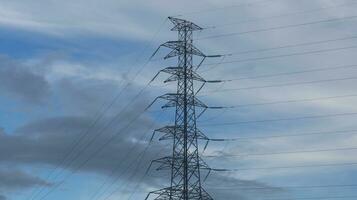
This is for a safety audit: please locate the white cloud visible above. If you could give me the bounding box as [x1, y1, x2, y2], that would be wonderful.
[0, 0, 165, 39]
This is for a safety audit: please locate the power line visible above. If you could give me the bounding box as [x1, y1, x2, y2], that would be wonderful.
[201, 76, 357, 95]
[219, 35, 357, 57]
[91, 141, 152, 200]
[197, 94, 357, 123]
[205, 147, 357, 158]
[220, 64, 357, 81]
[27, 79, 130, 200]
[86, 114, 163, 200]
[210, 1, 357, 29]
[28, 17, 169, 200]
[202, 45, 357, 70]
[124, 145, 174, 200]
[35, 84, 155, 200]
[155, 30, 357, 75]
[89, 113, 167, 200]
[263, 195, 357, 200]
[213, 162, 357, 172]
[224, 94, 357, 109]
[201, 112, 357, 126]
[152, 88, 357, 117]
[197, 15, 357, 40]
[125, 166, 151, 200]
[207, 183, 357, 190]
[102, 144, 168, 200]
[30, 18, 170, 200]
[33, 48, 165, 200]
[209, 129, 357, 141]
[158, 35, 357, 64]
[29, 70, 127, 199]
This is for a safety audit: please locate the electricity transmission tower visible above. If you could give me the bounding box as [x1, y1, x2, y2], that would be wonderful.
[145, 17, 221, 200]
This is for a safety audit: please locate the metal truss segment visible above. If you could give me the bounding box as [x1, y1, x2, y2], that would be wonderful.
[169, 17, 203, 31]
[160, 41, 206, 59]
[156, 93, 207, 109]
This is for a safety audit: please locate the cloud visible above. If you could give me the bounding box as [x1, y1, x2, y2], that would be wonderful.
[0, 0, 165, 40]
[90, 139, 285, 200]
[0, 169, 51, 190]
[0, 111, 153, 173]
[204, 174, 286, 199]
[0, 0, 356, 199]
[0, 111, 286, 200]
[0, 167, 51, 200]
[0, 55, 51, 104]
[55, 77, 125, 116]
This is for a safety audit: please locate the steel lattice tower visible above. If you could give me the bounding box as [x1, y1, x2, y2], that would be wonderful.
[146, 17, 219, 200]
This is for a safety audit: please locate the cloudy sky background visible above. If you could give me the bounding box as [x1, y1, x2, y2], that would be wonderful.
[1, 0, 357, 200]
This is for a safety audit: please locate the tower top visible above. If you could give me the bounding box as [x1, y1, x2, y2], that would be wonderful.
[168, 16, 203, 31]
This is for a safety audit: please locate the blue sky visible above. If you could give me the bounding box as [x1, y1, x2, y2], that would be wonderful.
[0, 0, 357, 200]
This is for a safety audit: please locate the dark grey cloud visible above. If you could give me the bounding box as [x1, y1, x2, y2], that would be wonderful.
[0, 166, 51, 200]
[205, 174, 286, 199]
[0, 55, 51, 104]
[0, 166, 52, 200]
[0, 169, 51, 190]
[0, 111, 154, 173]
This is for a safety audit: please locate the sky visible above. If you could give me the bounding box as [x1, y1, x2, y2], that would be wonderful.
[0, 0, 357, 200]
